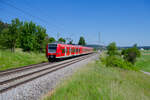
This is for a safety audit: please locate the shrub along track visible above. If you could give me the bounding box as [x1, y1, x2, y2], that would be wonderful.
[0, 53, 95, 93]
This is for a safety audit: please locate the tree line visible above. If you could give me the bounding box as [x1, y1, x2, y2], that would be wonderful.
[0, 18, 86, 52]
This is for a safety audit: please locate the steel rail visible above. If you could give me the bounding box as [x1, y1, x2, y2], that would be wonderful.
[0, 53, 95, 93]
[0, 54, 92, 76]
[0, 62, 50, 76]
[0, 54, 92, 85]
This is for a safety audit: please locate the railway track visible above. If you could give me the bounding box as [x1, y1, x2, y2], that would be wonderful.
[0, 53, 95, 93]
[0, 62, 50, 76]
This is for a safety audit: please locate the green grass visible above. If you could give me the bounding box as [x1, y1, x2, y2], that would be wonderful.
[141, 50, 150, 55]
[44, 60, 150, 100]
[0, 49, 47, 71]
[135, 54, 150, 72]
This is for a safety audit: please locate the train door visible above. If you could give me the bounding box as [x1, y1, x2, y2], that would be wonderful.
[67, 47, 69, 56]
[70, 47, 71, 56]
[65, 46, 67, 57]
[74, 47, 76, 55]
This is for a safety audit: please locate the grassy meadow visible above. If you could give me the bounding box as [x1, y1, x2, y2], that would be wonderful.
[0, 49, 47, 71]
[135, 50, 150, 72]
[44, 58, 150, 100]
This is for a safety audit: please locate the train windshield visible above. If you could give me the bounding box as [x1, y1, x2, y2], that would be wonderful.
[48, 44, 57, 53]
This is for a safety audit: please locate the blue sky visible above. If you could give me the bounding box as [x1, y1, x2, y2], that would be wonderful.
[0, 0, 150, 46]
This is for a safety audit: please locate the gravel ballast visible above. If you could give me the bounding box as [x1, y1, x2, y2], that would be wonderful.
[0, 53, 99, 100]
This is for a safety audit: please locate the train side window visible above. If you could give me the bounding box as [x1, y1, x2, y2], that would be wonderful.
[62, 49, 65, 53]
[60, 47, 62, 51]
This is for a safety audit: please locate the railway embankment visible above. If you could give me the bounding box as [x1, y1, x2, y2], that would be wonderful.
[0, 53, 99, 100]
[0, 49, 47, 71]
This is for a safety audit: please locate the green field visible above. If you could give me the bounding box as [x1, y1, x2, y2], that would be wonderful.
[44, 60, 150, 100]
[0, 49, 47, 71]
[135, 50, 150, 72]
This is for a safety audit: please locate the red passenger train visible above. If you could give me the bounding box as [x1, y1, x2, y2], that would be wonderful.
[46, 43, 93, 62]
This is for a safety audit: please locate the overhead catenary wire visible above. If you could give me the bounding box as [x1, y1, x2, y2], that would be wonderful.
[0, 0, 65, 32]
[0, 0, 47, 23]
[0, 0, 87, 43]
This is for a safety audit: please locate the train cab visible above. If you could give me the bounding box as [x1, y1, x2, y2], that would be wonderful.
[46, 43, 57, 61]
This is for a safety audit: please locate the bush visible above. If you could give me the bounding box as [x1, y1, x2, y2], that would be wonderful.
[107, 42, 118, 56]
[100, 43, 140, 71]
[121, 45, 141, 64]
[101, 55, 137, 70]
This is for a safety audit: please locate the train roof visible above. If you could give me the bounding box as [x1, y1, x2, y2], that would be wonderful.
[48, 43, 93, 49]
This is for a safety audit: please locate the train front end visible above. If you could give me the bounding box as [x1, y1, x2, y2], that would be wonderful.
[46, 43, 57, 62]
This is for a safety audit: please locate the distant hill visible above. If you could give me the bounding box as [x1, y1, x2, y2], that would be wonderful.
[85, 44, 106, 50]
[118, 46, 150, 50]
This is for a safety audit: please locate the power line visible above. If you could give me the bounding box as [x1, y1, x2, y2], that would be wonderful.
[21, 0, 66, 31]
[1, 0, 48, 24]
[0, 0, 65, 32]
[0, 0, 80, 41]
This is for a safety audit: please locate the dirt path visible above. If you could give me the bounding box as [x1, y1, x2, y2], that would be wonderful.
[141, 70, 150, 75]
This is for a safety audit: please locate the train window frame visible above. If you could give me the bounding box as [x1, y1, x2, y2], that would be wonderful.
[71, 48, 74, 53]
[62, 48, 65, 53]
[48, 44, 57, 53]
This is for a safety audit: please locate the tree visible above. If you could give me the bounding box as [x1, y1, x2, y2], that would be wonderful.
[107, 42, 118, 56]
[121, 44, 141, 64]
[0, 18, 22, 52]
[20, 21, 47, 52]
[58, 37, 66, 43]
[0, 28, 9, 49]
[0, 21, 8, 48]
[20, 21, 37, 51]
[0, 18, 48, 52]
[42, 36, 49, 52]
[49, 37, 56, 43]
[0, 21, 8, 33]
[78, 36, 86, 45]
[68, 40, 73, 44]
[35, 25, 47, 52]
